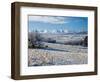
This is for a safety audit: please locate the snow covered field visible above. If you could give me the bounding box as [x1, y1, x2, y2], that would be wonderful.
[28, 33, 88, 66]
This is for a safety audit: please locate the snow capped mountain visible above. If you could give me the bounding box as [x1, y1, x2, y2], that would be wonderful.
[33, 29, 69, 34]
[32, 29, 87, 34]
[38, 30, 68, 34]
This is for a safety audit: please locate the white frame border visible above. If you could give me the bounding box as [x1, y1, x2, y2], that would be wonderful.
[20, 7, 95, 75]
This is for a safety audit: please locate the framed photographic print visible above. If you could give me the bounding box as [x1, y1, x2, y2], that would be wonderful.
[11, 2, 97, 80]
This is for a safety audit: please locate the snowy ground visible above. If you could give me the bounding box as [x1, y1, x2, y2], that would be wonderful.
[28, 33, 88, 66]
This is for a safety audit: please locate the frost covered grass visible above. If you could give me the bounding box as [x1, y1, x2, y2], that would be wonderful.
[28, 33, 88, 66]
[28, 44, 87, 66]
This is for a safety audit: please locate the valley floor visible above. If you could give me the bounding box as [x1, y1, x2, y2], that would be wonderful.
[28, 43, 87, 66]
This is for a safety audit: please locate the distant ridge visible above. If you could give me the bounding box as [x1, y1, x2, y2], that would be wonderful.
[32, 29, 87, 34]
[33, 29, 68, 34]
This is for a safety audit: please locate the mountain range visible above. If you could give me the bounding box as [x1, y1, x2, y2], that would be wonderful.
[33, 29, 87, 34]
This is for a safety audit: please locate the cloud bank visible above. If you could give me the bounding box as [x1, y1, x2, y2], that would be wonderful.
[29, 15, 68, 24]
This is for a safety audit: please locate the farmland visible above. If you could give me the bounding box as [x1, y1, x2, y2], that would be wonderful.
[28, 33, 88, 66]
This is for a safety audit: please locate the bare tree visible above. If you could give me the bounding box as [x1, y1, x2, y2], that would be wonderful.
[28, 31, 43, 48]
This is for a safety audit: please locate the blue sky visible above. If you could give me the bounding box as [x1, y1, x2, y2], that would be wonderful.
[28, 15, 88, 33]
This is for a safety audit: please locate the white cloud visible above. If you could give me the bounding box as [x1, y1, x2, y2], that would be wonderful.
[29, 16, 68, 24]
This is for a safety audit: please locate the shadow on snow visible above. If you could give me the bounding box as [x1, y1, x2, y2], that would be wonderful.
[39, 47, 69, 52]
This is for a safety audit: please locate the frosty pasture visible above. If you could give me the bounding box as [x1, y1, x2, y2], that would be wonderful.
[28, 33, 88, 66]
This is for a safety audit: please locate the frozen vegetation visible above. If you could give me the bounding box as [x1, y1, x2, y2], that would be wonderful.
[28, 32, 88, 66]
